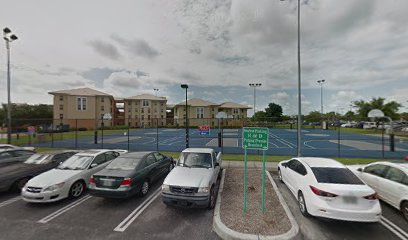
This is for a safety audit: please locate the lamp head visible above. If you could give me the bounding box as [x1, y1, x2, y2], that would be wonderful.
[3, 28, 11, 34]
[181, 84, 188, 89]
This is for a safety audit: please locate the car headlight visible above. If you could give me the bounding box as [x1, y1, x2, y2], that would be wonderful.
[198, 187, 210, 193]
[161, 184, 170, 191]
[43, 182, 65, 192]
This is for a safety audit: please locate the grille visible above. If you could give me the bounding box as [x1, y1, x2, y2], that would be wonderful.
[170, 186, 198, 194]
[26, 187, 42, 193]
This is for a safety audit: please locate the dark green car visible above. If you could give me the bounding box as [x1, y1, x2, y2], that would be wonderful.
[88, 151, 174, 198]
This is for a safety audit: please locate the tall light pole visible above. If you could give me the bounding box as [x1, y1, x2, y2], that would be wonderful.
[249, 83, 262, 116]
[181, 84, 189, 148]
[153, 88, 159, 96]
[317, 79, 325, 116]
[280, 0, 302, 156]
[3, 27, 18, 144]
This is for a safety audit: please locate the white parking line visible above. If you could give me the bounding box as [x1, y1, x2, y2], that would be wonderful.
[37, 195, 92, 223]
[380, 216, 408, 240]
[114, 188, 161, 232]
[0, 196, 21, 208]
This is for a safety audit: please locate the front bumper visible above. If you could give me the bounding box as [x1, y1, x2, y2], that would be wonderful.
[21, 188, 66, 203]
[162, 192, 210, 208]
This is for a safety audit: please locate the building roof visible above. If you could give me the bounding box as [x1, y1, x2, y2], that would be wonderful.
[219, 102, 251, 109]
[175, 98, 218, 107]
[125, 94, 166, 101]
[48, 87, 112, 97]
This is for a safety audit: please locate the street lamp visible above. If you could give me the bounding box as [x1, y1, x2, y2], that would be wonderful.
[153, 88, 159, 96]
[317, 79, 325, 115]
[280, 0, 302, 157]
[249, 83, 262, 116]
[181, 84, 189, 148]
[3, 27, 18, 144]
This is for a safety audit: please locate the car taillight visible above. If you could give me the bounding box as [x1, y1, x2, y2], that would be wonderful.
[310, 186, 338, 197]
[89, 176, 95, 185]
[363, 192, 378, 200]
[121, 178, 132, 186]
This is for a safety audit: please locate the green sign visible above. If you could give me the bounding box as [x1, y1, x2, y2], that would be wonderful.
[242, 127, 269, 150]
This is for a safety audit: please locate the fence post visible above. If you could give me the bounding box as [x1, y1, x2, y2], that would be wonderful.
[127, 117, 130, 152]
[101, 120, 104, 149]
[75, 119, 78, 149]
[51, 122, 54, 148]
[382, 129, 385, 158]
[156, 118, 159, 152]
[337, 126, 340, 157]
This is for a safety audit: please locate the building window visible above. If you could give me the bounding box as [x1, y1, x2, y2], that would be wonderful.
[101, 106, 104, 111]
[128, 101, 131, 106]
[161, 115, 164, 119]
[59, 104, 63, 110]
[155, 103, 157, 106]
[148, 115, 151, 120]
[128, 108, 131, 113]
[141, 109, 144, 113]
[77, 97, 87, 111]
[143, 100, 150, 107]
[142, 115, 144, 120]
[59, 96, 63, 101]
[212, 108, 214, 112]
[148, 109, 151, 113]
[233, 109, 239, 114]
[196, 107, 204, 118]
[135, 101, 138, 105]
[101, 97, 104, 103]
[59, 114, 63, 119]
[161, 103, 164, 106]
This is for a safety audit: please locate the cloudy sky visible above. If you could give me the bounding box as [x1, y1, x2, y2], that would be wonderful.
[1, 0, 407, 116]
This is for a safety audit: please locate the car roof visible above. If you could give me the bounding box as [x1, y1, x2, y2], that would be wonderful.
[76, 149, 115, 156]
[36, 150, 80, 155]
[120, 151, 153, 158]
[182, 148, 214, 154]
[368, 161, 408, 172]
[296, 157, 345, 168]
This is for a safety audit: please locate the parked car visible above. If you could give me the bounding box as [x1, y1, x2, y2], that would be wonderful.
[89, 151, 173, 198]
[161, 148, 221, 209]
[363, 122, 377, 129]
[0, 150, 78, 192]
[277, 157, 381, 222]
[0, 144, 35, 151]
[21, 149, 120, 203]
[350, 162, 408, 221]
[0, 149, 36, 166]
[341, 122, 357, 128]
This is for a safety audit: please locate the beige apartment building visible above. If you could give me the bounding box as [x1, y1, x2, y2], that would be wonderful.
[173, 98, 250, 127]
[49, 88, 114, 129]
[124, 94, 167, 128]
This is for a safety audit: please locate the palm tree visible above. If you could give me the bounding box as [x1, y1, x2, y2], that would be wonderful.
[353, 97, 401, 120]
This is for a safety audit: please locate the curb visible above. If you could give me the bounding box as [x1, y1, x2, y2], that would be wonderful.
[213, 169, 300, 240]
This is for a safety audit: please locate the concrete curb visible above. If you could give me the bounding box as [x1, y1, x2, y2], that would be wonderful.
[213, 169, 300, 240]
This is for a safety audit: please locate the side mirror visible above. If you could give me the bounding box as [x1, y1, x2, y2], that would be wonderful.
[215, 162, 220, 167]
[357, 168, 363, 172]
[90, 163, 98, 168]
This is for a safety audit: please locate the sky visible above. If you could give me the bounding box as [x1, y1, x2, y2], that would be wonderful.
[0, 0, 407, 116]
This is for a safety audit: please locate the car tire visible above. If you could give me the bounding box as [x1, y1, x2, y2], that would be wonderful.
[139, 180, 149, 197]
[278, 169, 283, 183]
[208, 186, 216, 210]
[401, 201, 408, 221]
[69, 181, 85, 199]
[298, 191, 310, 217]
[12, 177, 30, 192]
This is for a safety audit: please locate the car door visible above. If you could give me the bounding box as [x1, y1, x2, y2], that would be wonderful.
[153, 152, 167, 176]
[291, 161, 308, 193]
[381, 167, 408, 208]
[84, 154, 108, 185]
[145, 154, 160, 182]
[361, 164, 389, 196]
[284, 160, 298, 194]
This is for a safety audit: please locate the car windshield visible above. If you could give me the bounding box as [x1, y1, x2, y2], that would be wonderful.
[24, 154, 52, 164]
[311, 167, 364, 185]
[57, 155, 93, 170]
[178, 152, 212, 168]
[106, 157, 141, 170]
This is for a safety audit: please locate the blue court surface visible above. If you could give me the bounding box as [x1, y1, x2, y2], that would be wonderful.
[34, 128, 408, 159]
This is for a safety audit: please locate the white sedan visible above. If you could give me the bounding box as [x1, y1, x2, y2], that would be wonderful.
[0, 144, 35, 151]
[21, 149, 120, 203]
[350, 162, 408, 221]
[278, 157, 381, 222]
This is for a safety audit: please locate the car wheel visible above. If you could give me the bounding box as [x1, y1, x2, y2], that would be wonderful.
[278, 169, 283, 183]
[139, 180, 149, 197]
[208, 186, 216, 210]
[401, 201, 408, 221]
[298, 191, 310, 217]
[13, 177, 30, 192]
[69, 181, 85, 198]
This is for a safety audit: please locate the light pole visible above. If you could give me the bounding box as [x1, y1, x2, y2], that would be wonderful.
[181, 84, 189, 148]
[280, 0, 302, 156]
[153, 88, 159, 96]
[317, 79, 325, 115]
[249, 83, 262, 116]
[3, 27, 18, 144]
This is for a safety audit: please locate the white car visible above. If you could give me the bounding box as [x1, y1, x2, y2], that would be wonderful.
[0, 144, 35, 151]
[350, 162, 408, 221]
[21, 150, 120, 203]
[278, 157, 381, 222]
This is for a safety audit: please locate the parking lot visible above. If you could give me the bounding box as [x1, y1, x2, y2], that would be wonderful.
[0, 177, 220, 240]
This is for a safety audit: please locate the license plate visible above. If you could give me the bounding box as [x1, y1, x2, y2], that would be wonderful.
[343, 196, 357, 204]
[102, 180, 114, 187]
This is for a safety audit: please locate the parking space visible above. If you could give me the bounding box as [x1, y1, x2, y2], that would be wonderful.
[270, 171, 408, 240]
[0, 176, 219, 240]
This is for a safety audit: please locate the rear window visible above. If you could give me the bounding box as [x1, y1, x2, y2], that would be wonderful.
[311, 167, 364, 185]
[106, 157, 141, 170]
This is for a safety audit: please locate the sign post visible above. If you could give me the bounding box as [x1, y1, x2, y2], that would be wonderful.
[242, 127, 269, 215]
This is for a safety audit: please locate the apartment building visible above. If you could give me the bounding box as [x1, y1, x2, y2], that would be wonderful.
[49, 87, 114, 129]
[124, 94, 167, 128]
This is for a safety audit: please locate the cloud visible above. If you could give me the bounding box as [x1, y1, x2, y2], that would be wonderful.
[88, 40, 121, 60]
[111, 34, 160, 59]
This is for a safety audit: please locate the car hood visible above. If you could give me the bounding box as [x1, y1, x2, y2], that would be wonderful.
[0, 163, 52, 179]
[163, 167, 212, 188]
[27, 168, 81, 188]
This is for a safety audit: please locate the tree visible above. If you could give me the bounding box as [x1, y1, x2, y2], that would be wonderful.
[252, 111, 267, 122]
[304, 111, 321, 123]
[265, 103, 283, 122]
[343, 111, 357, 121]
[353, 97, 401, 120]
[0, 103, 53, 126]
